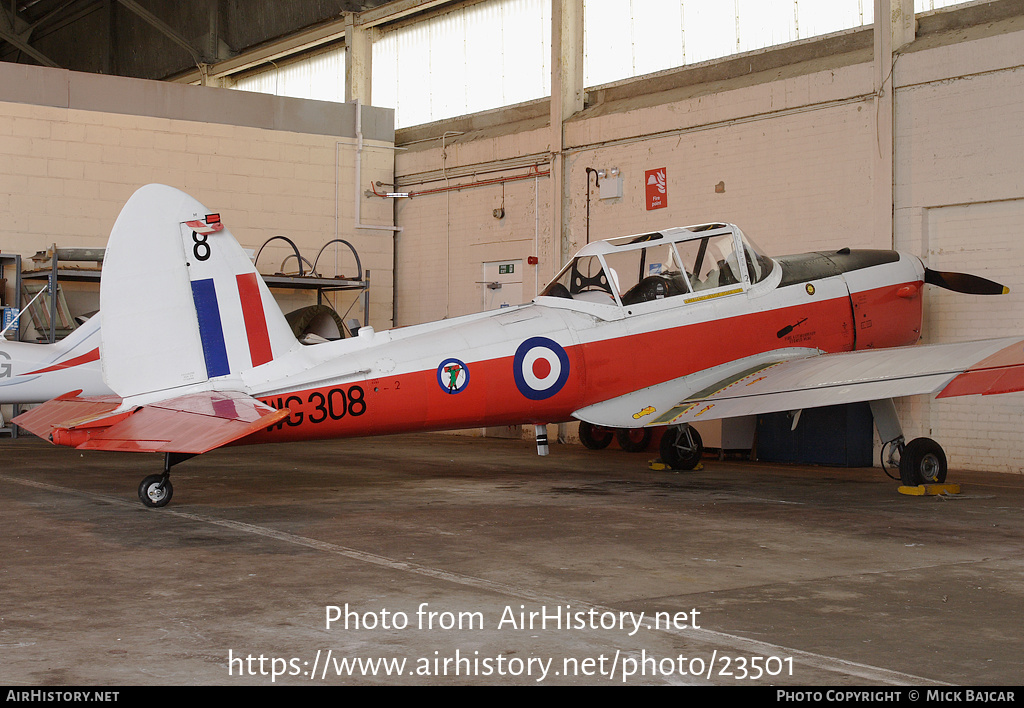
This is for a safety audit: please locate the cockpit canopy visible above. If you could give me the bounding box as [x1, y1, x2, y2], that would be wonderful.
[540, 224, 773, 309]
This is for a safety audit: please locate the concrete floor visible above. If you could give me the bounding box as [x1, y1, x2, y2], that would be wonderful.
[0, 433, 1021, 686]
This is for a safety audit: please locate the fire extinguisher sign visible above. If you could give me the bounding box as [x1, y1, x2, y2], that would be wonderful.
[645, 167, 667, 210]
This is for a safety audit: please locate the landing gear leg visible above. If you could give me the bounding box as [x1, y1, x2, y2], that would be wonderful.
[534, 424, 549, 456]
[871, 399, 906, 480]
[870, 399, 948, 486]
[137, 452, 195, 508]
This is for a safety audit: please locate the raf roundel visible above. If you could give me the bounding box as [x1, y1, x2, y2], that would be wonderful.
[513, 337, 570, 400]
[437, 358, 470, 394]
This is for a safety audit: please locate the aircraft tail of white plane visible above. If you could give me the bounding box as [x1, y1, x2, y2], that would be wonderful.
[26, 311, 99, 357]
[100, 184, 297, 399]
[0, 315, 109, 404]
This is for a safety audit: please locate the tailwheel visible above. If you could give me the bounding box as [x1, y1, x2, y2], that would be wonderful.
[579, 421, 614, 450]
[136, 452, 194, 508]
[138, 474, 173, 508]
[616, 427, 653, 452]
[659, 424, 704, 470]
[899, 437, 948, 486]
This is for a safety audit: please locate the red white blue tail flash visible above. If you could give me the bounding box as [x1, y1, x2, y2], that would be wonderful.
[100, 185, 295, 398]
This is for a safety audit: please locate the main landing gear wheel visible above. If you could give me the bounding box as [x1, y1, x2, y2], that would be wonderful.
[899, 437, 948, 486]
[138, 474, 173, 508]
[616, 427, 653, 453]
[659, 424, 704, 470]
[579, 421, 614, 450]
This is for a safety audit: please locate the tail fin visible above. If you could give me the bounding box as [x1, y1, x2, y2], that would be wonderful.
[100, 184, 295, 398]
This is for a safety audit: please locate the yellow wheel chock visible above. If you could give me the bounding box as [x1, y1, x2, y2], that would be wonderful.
[898, 483, 961, 496]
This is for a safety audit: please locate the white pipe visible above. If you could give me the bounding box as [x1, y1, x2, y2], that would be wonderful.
[352, 99, 402, 234]
[534, 174, 540, 298]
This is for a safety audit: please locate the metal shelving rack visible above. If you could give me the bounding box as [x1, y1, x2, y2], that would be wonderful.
[1, 252, 23, 438]
[19, 242, 372, 336]
[260, 271, 371, 328]
[0, 252, 22, 336]
[254, 236, 371, 330]
[20, 245, 102, 343]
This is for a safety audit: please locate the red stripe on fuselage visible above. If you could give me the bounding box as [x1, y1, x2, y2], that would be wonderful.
[236, 273, 274, 367]
[242, 280, 920, 446]
[24, 348, 100, 376]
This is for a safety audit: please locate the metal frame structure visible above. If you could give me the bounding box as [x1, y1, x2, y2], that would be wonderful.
[0, 251, 22, 437]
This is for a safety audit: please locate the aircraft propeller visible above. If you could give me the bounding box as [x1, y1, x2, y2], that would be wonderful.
[924, 268, 1009, 295]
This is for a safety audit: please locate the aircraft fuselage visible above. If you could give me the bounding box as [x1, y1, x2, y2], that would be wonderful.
[243, 250, 923, 444]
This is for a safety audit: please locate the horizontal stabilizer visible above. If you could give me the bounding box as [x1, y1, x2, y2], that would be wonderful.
[15, 390, 289, 454]
[79, 391, 289, 453]
[13, 391, 124, 441]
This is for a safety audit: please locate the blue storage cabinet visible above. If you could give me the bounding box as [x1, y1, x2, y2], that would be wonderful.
[756, 402, 874, 467]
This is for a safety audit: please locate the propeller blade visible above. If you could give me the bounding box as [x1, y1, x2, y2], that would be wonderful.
[925, 268, 1009, 295]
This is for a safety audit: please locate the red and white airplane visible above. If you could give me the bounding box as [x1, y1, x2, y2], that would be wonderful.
[14, 184, 1024, 507]
[0, 314, 110, 405]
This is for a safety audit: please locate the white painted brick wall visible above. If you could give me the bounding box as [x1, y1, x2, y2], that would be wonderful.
[890, 27, 1024, 473]
[0, 89, 395, 331]
[394, 18, 1024, 472]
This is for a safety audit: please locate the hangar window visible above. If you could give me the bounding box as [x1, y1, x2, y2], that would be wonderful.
[232, 45, 346, 103]
[584, 0, 877, 86]
[372, 0, 552, 128]
[585, 1, 968, 87]
[227, 0, 971, 128]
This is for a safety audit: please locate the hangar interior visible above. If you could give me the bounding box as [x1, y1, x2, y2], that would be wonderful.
[0, 0, 1023, 474]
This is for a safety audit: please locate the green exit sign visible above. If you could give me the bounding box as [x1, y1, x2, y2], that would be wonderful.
[499, 264, 514, 274]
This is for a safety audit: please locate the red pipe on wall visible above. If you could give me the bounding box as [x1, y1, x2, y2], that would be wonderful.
[370, 164, 550, 199]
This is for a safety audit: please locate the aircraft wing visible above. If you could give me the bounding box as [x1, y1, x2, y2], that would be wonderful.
[574, 337, 1024, 428]
[14, 390, 289, 453]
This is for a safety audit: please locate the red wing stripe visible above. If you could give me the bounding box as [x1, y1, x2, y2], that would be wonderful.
[235, 273, 274, 367]
[937, 341, 1024, 398]
[24, 348, 100, 376]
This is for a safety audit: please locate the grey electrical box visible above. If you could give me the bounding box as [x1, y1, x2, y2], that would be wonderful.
[600, 176, 623, 200]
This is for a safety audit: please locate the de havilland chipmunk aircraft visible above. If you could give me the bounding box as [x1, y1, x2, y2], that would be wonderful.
[14, 184, 1024, 507]
[0, 315, 109, 405]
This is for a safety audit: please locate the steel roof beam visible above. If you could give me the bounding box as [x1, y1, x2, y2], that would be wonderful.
[114, 0, 205, 66]
[0, 4, 60, 67]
